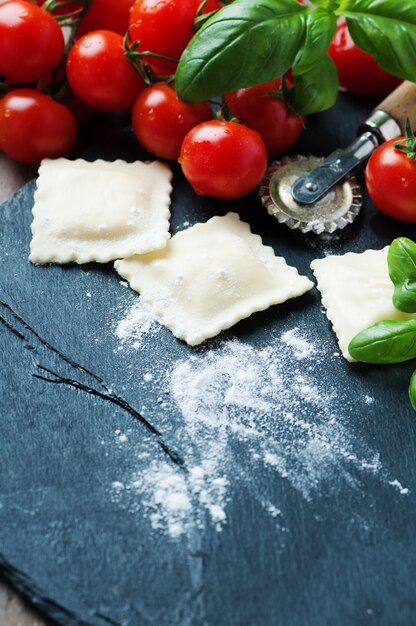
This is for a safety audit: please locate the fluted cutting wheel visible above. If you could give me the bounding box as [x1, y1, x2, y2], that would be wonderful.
[259, 155, 362, 235]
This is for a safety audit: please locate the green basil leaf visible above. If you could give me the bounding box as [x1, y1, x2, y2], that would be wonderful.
[409, 369, 416, 410]
[313, 0, 341, 8]
[289, 55, 339, 115]
[348, 319, 416, 364]
[176, 0, 308, 103]
[293, 8, 337, 75]
[338, 0, 416, 82]
[388, 237, 416, 313]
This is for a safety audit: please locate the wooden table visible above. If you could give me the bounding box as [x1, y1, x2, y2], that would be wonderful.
[0, 153, 48, 626]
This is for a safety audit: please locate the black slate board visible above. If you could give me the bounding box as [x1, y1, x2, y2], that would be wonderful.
[2, 94, 416, 626]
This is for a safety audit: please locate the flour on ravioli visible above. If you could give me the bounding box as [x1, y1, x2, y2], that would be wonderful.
[29, 158, 172, 264]
[311, 247, 416, 361]
[115, 212, 313, 346]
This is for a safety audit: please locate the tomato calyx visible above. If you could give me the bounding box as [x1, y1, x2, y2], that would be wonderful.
[123, 31, 176, 87]
[36, 0, 94, 98]
[394, 119, 416, 161]
[216, 102, 239, 124]
[41, 0, 93, 29]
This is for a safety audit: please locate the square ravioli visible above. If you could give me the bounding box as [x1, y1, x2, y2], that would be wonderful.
[29, 158, 173, 265]
[115, 212, 314, 346]
[311, 247, 416, 362]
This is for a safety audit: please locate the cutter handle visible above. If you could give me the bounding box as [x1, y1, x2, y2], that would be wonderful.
[377, 81, 416, 133]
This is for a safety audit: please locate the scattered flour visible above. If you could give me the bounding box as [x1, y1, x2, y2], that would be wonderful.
[111, 306, 403, 540]
[114, 459, 228, 537]
[281, 328, 314, 360]
[115, 300, 161, 349]
[389, 479, 409, 495]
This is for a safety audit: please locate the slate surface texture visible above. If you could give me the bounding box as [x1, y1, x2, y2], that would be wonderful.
[1, 94, 416, 626]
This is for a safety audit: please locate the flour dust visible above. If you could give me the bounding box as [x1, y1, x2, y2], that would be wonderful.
[110, 301, 408, 540]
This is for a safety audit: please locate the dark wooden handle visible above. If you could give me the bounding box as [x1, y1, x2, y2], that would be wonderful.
[377, 81, 416, 133]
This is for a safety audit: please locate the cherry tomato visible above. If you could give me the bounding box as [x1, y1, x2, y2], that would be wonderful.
[77, 0, 135, 37]
[0, 0, 65, 83]
[132, 83, 212, 160]
[225, 79, 304, 158]
[67, 30, 145, 111]
[328, 22, 402, 97]
[179, 120, 267, 199]
[129, 0, 223, 74]
[365, 138, 416, 222]
[0, 88, 77, 167]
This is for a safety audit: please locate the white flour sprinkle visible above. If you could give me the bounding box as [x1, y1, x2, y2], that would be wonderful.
[115, 459, 228, 537]
[115, 300, 160, 349]
[281, 328, 314, 360]
[389, 479, 409, 495]
[111, 321, 395, 540]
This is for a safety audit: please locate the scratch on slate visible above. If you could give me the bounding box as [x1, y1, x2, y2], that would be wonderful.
[94, 613, 122, 626]
[0, 300, 185, 468]
[1, 299, 105, 386]
[34, 366, 184, 467]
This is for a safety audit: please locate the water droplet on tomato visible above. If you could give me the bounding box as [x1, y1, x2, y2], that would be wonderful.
[401, 177, 409, 187]
[148, 108, 156, 120]
[3, 109, 11, 119]
[177, 114, 184, 124]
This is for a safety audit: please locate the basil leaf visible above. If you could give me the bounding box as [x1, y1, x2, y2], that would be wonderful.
[176, 0, 308, 103]
[313, 0, 340, 8]
[388, 237, 416, 313]
[409, 370, 416, 411]
[289, 55, 339, 115]
[348, 319, 416, 364]
[293, 8, 337, 75]
[339, 0, 416, 82]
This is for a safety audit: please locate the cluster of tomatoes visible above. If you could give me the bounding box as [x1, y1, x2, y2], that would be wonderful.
[0, 0, 413, 208]
[0, 0, 307, 199]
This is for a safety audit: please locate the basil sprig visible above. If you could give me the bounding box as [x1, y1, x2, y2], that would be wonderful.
[348, 237, 416, 410]
[176, 0, 416, 114]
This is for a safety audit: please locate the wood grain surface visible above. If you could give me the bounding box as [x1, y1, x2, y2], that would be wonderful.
[0, 153, 48, 626]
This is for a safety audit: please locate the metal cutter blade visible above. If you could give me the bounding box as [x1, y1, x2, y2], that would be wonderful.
[259, 155, 363, 235]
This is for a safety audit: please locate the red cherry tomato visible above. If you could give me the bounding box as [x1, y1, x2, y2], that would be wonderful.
[67, 30, 146, 111]
[179, 120, 267, 199]
[132, 83, 212, 160]
[225, 79, 304, 158]
[365, 138, 416, 222]
[0, 0, 65, 83]
[0, 88, 77, 167]
[77, 0, 135, 36]
[328, 22, 402, 97]
[129, 0, 222, 74]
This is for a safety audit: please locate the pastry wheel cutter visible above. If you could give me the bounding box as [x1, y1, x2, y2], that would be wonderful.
[260, 81, 416, 234]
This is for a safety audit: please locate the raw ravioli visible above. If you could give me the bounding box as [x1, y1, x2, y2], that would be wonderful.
[115, 212, 314, 346]
[29, 158, 172, 264]
[311, 247, 416, 361]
